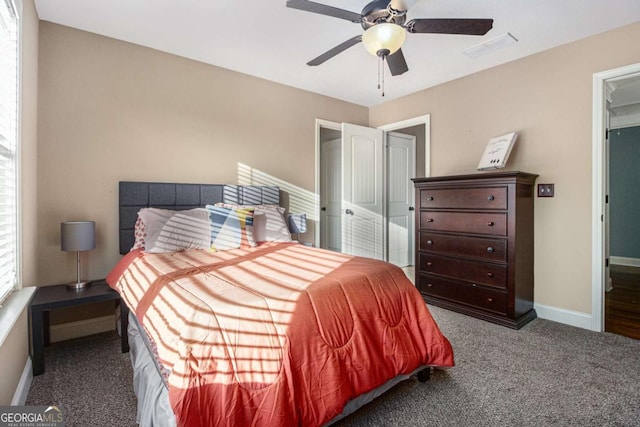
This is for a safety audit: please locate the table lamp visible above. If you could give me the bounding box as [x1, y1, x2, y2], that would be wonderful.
[61, 221, 96, 289]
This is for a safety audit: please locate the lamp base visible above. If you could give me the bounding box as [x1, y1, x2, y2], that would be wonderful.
[66, 281, 91, 290]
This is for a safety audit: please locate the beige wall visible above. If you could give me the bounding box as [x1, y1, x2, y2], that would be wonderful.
[1, 0, 38, 405]
[37, 22, 368, 285]
[0, 309, 29, 404]
[35, 20, 640, 318]
[370, 22, 640, 314]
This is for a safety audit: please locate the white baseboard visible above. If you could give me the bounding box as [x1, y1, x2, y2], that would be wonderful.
[610, 256, 640, 268]
[50, 314, 116, 343]
[534, 303, 593, 330]
[11, 357, 32, 405]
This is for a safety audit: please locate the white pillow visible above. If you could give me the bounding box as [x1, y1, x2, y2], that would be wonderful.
[137, 208, 211, 253]
[253, 212, 267, 242]
[216, 203, 291, 242]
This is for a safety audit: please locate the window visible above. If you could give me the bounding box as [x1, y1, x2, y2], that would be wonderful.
[0, 0, 18, 304]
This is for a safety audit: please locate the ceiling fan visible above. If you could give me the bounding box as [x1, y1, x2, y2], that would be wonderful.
[286, 0, 493, 76]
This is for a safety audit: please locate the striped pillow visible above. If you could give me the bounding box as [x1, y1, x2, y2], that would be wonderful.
[215, 203, 291, 243]
[138, 208, 211, 253]
[205, 205, 256, 251]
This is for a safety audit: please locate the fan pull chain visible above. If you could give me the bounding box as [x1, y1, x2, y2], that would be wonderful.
[381, 55, 386, 97]
[376, 55, 386, 97]
[377, 56, 381, 91]
[375, 49, 390, 97]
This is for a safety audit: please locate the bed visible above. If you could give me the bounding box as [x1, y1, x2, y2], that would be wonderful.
[107, 181, 454, 427]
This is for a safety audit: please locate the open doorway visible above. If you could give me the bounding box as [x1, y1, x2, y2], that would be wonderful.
[379, 116, 430, 281]
[605, 77, 640, 339]
[317, 123, 342, 253]
[386, 131, 416, 268]
[315, 115, 430, 275]
[592, 63, 640, 337]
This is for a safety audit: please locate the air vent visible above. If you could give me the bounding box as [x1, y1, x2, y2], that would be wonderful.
[463, 33, 518, 58]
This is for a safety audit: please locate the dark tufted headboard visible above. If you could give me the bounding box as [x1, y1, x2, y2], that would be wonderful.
[119, 181, 280, 254]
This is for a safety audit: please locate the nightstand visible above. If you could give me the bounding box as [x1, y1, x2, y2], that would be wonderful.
[29, 280, 129, 375]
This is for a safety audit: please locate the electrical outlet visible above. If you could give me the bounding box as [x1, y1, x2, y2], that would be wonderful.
[538, 183, 554, 197]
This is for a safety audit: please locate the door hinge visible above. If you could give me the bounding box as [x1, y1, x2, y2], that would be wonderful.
[605, 258, 609, 267]
[601, 214, 603, 222]
[606, 194, 609, 204]
[605, 128, 609, 140]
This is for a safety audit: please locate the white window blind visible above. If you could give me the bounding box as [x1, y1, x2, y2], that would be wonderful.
[0, 0, 18, 304]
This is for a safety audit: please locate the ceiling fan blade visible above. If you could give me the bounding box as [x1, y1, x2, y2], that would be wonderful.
[307, 35, 362, 66]
[407, 18, 493, 35]
[387, 49, 409, 76]
[286, 0, 362, 23]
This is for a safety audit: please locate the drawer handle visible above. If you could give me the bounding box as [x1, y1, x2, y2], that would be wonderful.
[427, 240, 433, 245]
[487, 246, 494, 253]
[487, 221, 494, 226]
[426, 261, 433, 266]
[427, 283, 433, 288]
[427, 196, 434, 201]
[426, 218, 434, 223]
[487, 298, 494, 303]
[487, 195, 495, 201]
[487, 272, 494, 278]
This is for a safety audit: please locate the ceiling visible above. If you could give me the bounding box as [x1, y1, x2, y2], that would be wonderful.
[34, 0, 640, 107]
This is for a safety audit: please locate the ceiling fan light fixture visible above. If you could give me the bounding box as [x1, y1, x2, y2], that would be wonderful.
[362, 23, 406, 57]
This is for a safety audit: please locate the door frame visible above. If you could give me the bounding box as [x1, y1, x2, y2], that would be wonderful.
[591, 63, 640, 331]
[319, 136, 342, 252]
[379, 115, 431, 266]
[314, 115, 431, 255]
[377, 115, 431, 178]
[315, 119, 342, 249]
[386, 131, 417, 266]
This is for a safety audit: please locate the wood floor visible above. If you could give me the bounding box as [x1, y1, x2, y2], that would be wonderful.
[606, 264, 640, 340]
[405, 263, 640, 339]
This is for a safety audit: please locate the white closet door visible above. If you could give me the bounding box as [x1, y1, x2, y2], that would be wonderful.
[341, 123, 384, 260]
[387, 132, 416, 267]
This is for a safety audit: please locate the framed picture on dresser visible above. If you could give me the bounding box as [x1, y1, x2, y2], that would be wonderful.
[477, 132, 518, 171]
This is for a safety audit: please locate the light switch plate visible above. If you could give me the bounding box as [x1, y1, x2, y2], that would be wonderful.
[538, 183, 554, 197]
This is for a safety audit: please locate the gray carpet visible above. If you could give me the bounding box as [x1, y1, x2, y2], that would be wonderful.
[27, 306, 640, 426]
[26, 332, 137, 426]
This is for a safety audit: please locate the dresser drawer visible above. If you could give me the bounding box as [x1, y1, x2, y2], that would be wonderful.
[420, 211, 507, 236]
[418, 274, 507, 315]
[419, 253, 507, 289]
[419, 187, 507, 210]
[419, 232, 507, 262]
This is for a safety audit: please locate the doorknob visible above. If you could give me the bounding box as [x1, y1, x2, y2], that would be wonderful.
[408, 206, 415, 211]
[345, 209, 354, 215]
[321, 207, 327, 211]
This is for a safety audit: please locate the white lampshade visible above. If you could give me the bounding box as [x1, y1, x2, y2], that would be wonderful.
[362, 23, 406, 57]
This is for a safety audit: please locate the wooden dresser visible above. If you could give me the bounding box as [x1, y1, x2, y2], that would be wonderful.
[412, 171, 538, 329]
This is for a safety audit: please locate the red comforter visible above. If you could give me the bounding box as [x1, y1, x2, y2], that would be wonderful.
[107, 242, 453, 426]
